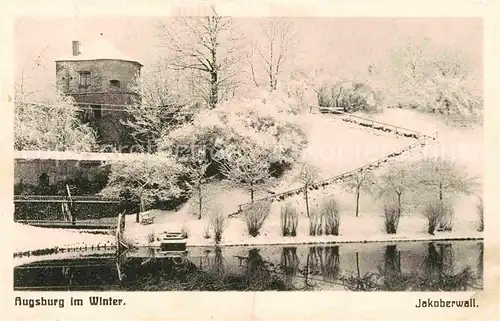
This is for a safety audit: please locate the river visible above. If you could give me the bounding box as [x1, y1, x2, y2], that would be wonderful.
[14, 240, 483, 291]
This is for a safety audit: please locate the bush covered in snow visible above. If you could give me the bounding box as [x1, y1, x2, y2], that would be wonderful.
[243, 201, 271, 237]
[100, 153, 189, 218]
[209, 203, 227, 243]
[422, 200, 453, 235]
[280, 202, 298, 237]
[383, 201, 401, 234]
[317, 81, 384, 113]
[14, 94, 98, 152]
[158, 95, 307, 178]
[396, 77, 482, 119]
[320, 196, 341, 236]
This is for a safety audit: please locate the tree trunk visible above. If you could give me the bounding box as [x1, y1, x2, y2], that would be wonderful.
[356, 252, 361, 278]
[355, 187, 360, 217]
[198, 184, 202, 220]
[305, 185, 310, 218]
[210, 71, 218, 108]
[137, 195, 144, 223]
[397, 192, 402, 215]
[250, 182, 254, 203]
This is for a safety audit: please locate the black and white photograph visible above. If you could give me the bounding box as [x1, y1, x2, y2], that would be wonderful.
[2, 1, 499, 320]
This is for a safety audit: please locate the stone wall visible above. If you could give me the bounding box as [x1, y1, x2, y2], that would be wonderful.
[56, 59, 141, 94]
[14, 159, 108, 194]
[55, 59, 142, 148]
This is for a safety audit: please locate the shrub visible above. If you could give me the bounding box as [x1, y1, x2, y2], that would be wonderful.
[243, 201, 271, 237]
[317, 81, 384, 113]
[309, 207, 322, 236]
[383, 202, 401, 234]
[423, 201, 446, 235]
[203, 224, 211, 239]
[477, 197, 484, 232]
[209, 204, 226, 243]
[437, 203, 454, 232]
[321, 197, 341, 236]
[280, 203, 298, 236]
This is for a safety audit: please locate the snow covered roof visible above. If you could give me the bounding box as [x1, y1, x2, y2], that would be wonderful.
[55, 38, 142, 66]
[14, 150, 163, 162]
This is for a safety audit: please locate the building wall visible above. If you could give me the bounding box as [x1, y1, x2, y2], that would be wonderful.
[14, 159, 106, 187]
[55, 59, 142, 148]
[55, 59, 141, 94]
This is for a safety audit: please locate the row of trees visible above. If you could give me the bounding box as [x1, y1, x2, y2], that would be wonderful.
[14, 13, 482, 152]
[189, 155, 479, 242]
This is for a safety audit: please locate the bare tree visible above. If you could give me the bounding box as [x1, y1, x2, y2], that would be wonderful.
[158, 8, 242, 108]
[378, 162, 413, 215]
[216, 143, 272, 203]
[249, 18, 296, 91]
[412, 157, 478, 230]
[344, 169, 375, 218]
[16, 45, 50, 100]
[123, 65, 198, 151]
[186, 160, 213, 219]
[296, 164, 320, 218]
[390, 38, 432, 88]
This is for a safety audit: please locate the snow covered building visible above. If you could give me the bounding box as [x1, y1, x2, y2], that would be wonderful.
[55, 38, 143, 149]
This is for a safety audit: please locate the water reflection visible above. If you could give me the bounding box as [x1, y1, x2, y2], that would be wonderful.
[341, 243, 481, 291]
[14, 241, 483, 291]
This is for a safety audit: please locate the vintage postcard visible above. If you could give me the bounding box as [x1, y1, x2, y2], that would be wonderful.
[1, 0, 499, 320]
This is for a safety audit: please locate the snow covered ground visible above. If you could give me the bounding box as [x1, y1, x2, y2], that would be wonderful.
[273, 113, 413, 193]
[12, 222, 114, 253]
[12, 108, 483, 252]
[122, 109, 483, 248]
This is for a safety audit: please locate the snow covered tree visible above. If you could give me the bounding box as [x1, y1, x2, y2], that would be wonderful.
[296, 164, 320, 218]
[377, 162, 414, 215]
[158, 8, 242, 108]
[411, 157, 479, 230]
[389, 38, 480, 117]
[14, 93, 97, 151]
[216, 141, 273, 203]
[123, 65, 200, 151]
[185, 160, 214, 219]
[247, 18, 297, 91]
[100, 153, 187, 222]
[344, 169, 376, 218]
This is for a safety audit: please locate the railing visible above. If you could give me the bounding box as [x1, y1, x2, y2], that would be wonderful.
[15, 219, 117, 229]
[14, 195, 120, 204]
[236, 135, 435, 212]
[309, 105, 434, 139]
[234, 107, 439, 212]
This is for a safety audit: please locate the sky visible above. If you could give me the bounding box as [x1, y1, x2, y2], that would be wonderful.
[14, 17, 483, 100]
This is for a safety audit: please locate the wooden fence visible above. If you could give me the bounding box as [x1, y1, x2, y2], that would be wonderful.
[234, 108, 438, 212]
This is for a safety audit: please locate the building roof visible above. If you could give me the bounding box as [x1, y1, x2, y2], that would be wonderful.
[55, 38, 142, 66]
[14, 150, 164, 162]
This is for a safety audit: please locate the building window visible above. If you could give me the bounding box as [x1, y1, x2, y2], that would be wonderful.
[91, 105, 102, 119]
[110, 80, 121, 88]
[79, 71, 91, 87]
